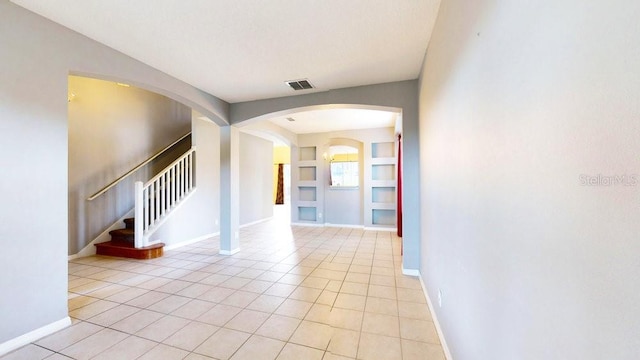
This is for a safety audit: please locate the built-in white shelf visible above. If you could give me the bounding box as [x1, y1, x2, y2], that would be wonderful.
[297, 181, 318, 187]
[370, 157, 396, 165]
[371, 203, 396, 210]
[370, 180, 396, 188]
[297, 201, 318, 207]
[297, 160, 317, 167]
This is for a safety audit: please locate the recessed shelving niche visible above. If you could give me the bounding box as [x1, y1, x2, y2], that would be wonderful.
[299, 166, 317, 181]
[372, 209, 396, 226]
[372, 187, 395, 203]
[299, 187, 317, 201]
[298, 207, 317, 221]
[372, 164, 395, 181]
[299, 146, 316, 161]
[372, 142, 395, 158]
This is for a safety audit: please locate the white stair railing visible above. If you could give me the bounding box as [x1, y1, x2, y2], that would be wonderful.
[134, 147, 196, 248]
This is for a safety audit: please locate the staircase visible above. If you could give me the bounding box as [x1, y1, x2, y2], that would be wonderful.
[90, 146, 196, 260]
[95, 218, 164, 259]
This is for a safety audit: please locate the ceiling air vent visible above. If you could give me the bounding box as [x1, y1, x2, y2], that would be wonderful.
[285, 79, 314, 91]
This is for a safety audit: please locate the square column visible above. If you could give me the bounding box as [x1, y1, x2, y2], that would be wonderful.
[220, 125, 240, 255]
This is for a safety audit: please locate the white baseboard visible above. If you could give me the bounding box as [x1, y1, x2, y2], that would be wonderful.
[164, 232, 219, 251]
[0, 317, 71, 357]
[364, 226, 396, 232]
[240, 217, 273, 228]
[289, 222, 396, 231]
[219, 248, 240, 255]
[324, 223, 364, 229]
[418, 273, 454, 360]
[69, 208, 135, 260]
[290, 222, 325, 227]
[401, 267, 420, 276]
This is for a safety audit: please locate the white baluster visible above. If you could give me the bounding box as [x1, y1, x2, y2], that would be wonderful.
[189, 152, 193, 190]
[160, 173, 166, 217]
[149, 183, 155, 228]
[136, 148, 196, 243]
[166, 168, 171, 210]
[170, 167, 175, 207]
[154, 180, 160, 223]
[143, 187, 149, 231]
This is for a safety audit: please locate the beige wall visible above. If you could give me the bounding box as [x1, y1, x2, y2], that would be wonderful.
[68, 76, 191, 255]
[418, 0, 640, 358]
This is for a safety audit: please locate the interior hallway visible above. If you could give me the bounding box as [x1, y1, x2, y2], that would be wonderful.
[2, 216, 443, 360]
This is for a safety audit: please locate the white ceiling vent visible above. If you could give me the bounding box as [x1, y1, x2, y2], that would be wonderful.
[285, 79, 314, 91]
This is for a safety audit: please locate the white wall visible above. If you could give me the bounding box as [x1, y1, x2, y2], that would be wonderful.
[150, 114, 220, 245]
[418, 0, 640, 359]
[0, 2, 227, 350]
[239, 132, 274, 225]
[68, 76, 191, 254]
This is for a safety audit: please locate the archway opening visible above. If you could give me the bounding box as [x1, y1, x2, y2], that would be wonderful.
[236, 104, 402, 232]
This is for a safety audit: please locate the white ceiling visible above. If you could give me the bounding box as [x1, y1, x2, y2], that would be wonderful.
[12, 0, 441, 104]
[268, 108, 397, 134]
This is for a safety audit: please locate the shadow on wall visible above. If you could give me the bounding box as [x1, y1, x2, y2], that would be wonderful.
[67, 75, 192, 255]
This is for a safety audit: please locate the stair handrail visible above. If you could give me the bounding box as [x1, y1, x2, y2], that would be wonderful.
[87, 132, 191, 201]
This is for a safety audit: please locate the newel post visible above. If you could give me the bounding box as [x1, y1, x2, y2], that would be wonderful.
[134, 181, 144, 248]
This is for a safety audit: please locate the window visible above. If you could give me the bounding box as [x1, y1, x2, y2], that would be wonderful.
[328, 145, 359, 187]
[330, 161, 359, 187]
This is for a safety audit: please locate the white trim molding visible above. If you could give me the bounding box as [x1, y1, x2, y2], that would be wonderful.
[240, 217, 273, 229]
[290, 222, 325, 227]
[418, 273, 454, 360]
[363, 226, 396, 232]
[324, 223, 364, 229]
[219, 248, 240, 255]
[401, 267, 420, 277]
[289, 222, 397, 232]
[164, 232, 219, 251]
[0, 317, 71, 357]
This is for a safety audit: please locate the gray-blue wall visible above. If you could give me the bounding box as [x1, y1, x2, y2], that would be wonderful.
[239, 132, 274, 225]
[231, 81, 422, 271]
[418, 0, 640, 358]
[0, 1, 227, 347]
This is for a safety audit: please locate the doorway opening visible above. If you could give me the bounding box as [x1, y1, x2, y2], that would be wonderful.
[273, 145, 291, 223]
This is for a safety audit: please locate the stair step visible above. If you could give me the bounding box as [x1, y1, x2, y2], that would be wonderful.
[124, 218, 135, 229]
[95, 241, 164, 259]
[109, 228, 134, 244]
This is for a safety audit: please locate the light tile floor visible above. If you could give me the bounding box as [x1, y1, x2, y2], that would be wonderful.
[2, 218, 445, 360]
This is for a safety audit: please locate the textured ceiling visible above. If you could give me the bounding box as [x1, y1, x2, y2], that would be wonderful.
[12, 0, 441, 104]
[13, 1, 440, 136]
